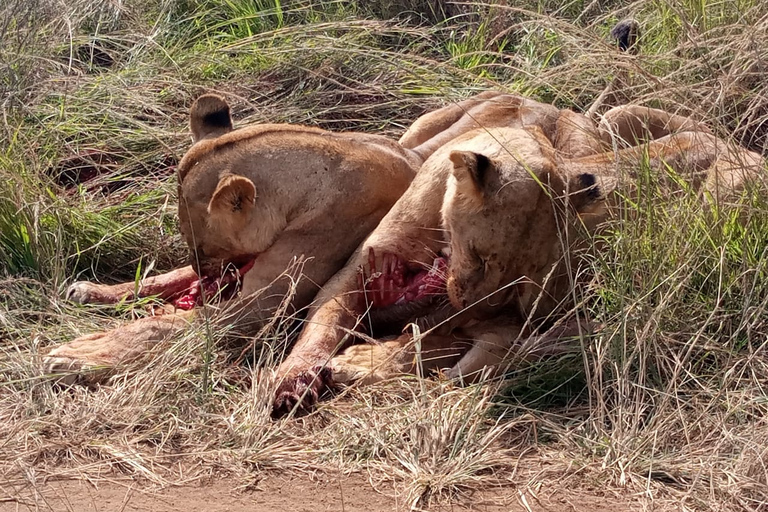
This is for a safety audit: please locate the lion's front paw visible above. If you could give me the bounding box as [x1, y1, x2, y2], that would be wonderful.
[331, 342, 404, 386]
[271, 366, 333, 418]
[43, 314, 190, 386]
[42, 332, 113, 385]
[66, 281, 109, 305]
[43, 355, 84, 386]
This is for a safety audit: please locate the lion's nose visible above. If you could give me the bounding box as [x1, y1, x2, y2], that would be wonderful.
[446, 277, 467, 311]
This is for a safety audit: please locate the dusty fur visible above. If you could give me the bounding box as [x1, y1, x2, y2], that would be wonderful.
[43, 95, 421, 387]
[282, 93, 766, 396]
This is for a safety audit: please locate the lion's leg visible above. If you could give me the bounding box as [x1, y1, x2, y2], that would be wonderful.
[444, 318, 593, 384]
[609, 130, 763, 195]
[67, 265, 199, 305]
[49, 227, 361, 387]
[273, 243, 447, 415]
[331, 331, 468, 385]
[398, 91, 505, 151]
[554, 109, 606, 158]
[599, 105, 712, 147]
[272, 162, 451, 415]
[46, 229, 341, 388]
[270, 251, 386, 415]
[43, 311, 196, 384]
[331, 318, 594, 387]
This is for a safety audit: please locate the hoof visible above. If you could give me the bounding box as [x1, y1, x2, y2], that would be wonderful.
[611, 19, 640, 54]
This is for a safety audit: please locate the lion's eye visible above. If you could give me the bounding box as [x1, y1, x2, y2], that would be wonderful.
[468, 244, 489, 273]
[467, 244, 481, 264]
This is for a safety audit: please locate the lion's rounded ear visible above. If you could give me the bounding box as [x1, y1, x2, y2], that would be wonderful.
[190, 94, 233, 142]
[567, 172, 614, 216]
[207, 175, 256, 216]
[449, 150, 492, 203]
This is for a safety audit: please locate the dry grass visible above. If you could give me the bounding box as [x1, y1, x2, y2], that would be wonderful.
[2, 0, 768, 510]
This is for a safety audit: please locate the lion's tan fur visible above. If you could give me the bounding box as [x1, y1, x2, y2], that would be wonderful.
[320, 94, 766, 385]
[45, 94, 420, 381]
[45, 92, 765, 405]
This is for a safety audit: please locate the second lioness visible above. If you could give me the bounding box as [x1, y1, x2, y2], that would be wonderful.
[274, 92, 765, 413]
[44, 94, 420, 381]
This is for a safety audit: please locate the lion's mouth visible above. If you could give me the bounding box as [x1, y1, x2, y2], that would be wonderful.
[173, 258, 257, 310]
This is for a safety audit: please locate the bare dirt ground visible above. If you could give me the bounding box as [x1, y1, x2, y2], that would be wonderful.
[1, 473, 652, 512]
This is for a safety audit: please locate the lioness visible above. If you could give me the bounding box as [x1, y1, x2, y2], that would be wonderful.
[273, 92, 765, 414]
[44, 94, 420, 382]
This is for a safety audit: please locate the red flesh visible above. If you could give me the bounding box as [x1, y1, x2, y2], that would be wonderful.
[359, 248, 447, 309]
[173, 259, 256, 310]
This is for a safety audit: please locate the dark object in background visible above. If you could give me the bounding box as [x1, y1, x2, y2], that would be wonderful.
[586, 18, 642, 118]
[610, 19, 640, 55]
[76, 41, 117, 70]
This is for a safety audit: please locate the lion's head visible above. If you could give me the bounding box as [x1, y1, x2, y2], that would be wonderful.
[440, 127, 607, 318]
[176, 94, 286, 278]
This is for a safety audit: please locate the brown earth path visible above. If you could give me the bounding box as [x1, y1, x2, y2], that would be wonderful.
[1, 473, 655, 512]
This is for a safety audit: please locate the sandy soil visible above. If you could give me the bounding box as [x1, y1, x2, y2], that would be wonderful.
[1, 472, 652, 512]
